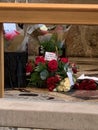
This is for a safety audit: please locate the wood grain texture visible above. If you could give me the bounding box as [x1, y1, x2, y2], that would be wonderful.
[0, 24, 4, 98]
[0, 3, 98, 24]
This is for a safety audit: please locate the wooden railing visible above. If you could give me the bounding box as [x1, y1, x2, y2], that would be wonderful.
[0, 3, 98, 98]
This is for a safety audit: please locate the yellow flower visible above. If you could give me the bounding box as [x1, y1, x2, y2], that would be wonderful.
[57, 77, 71, 92]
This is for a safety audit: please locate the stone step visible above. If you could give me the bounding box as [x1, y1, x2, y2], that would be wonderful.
[69, 57, 98, 64]
[0, 99, 98, 130]
[69, 57, 98, 77]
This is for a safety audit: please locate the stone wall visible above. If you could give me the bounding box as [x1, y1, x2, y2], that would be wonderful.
[66, 25, 98, 57]
[1, 0, 98, 57]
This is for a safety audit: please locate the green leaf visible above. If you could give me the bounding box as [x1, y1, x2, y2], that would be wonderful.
[30, 72, 40, 82]
[64, 64, 68, 72]
[58, 61, 64, 70]
[40, 35, 57, 52]
[35, 63, 47, 72]
[29, 72, 46, 87]
[58, 50, 63, 56]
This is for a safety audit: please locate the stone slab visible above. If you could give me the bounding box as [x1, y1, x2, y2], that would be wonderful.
[0, 99, 98, 130]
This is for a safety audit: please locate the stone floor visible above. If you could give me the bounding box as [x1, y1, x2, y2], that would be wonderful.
[4, 87, 98, 103]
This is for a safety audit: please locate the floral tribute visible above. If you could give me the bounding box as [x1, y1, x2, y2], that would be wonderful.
[26, 56, 78, 92]
[74, 79, 98, 90]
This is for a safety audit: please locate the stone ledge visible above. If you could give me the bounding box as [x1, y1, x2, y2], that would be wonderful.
[0, 99, 98, 130]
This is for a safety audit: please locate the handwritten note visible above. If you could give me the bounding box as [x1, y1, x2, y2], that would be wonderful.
[45, 52, 57, 61]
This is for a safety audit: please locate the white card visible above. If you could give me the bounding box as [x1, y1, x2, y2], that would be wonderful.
[45, 52, 57, 61]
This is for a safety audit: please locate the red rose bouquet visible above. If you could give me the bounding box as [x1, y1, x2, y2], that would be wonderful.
[28, 56, 78, 91]
[74, 79, 97, 90]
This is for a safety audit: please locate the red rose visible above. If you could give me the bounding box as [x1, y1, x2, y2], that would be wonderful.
[48, 85, 55, 91]
[35, 56, 45, 65]
[60, 58, 68, 63]
[74, 83, 80, 89]
[84, 85, 90, 90]
[88, 79, 95, 84]
[54, 75, 61, 82]
[26, 61, 33, 73]
[74, 79, 97, 90]
[47, 77, 55, 85]
[90, 84, 97, 90]
[78, 84, 84, 90]
[48, 60, 58, 72]
[47, 76, 60, 91]
[71, 63, 78, 74]
[72, 68, 78, 74]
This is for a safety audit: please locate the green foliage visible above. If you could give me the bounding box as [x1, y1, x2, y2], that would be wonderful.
[40, 34, 62, 56]
[35, 63, 47, 72]
[29, 72, 46, 87]
[57, 61, 68, 79]
[29, 63, 49, 87]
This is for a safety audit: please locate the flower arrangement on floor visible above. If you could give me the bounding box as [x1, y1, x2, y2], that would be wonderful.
[26, 27, 79, 92]
[74, 79, 98, 90]
[26, 56, 78, 92]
